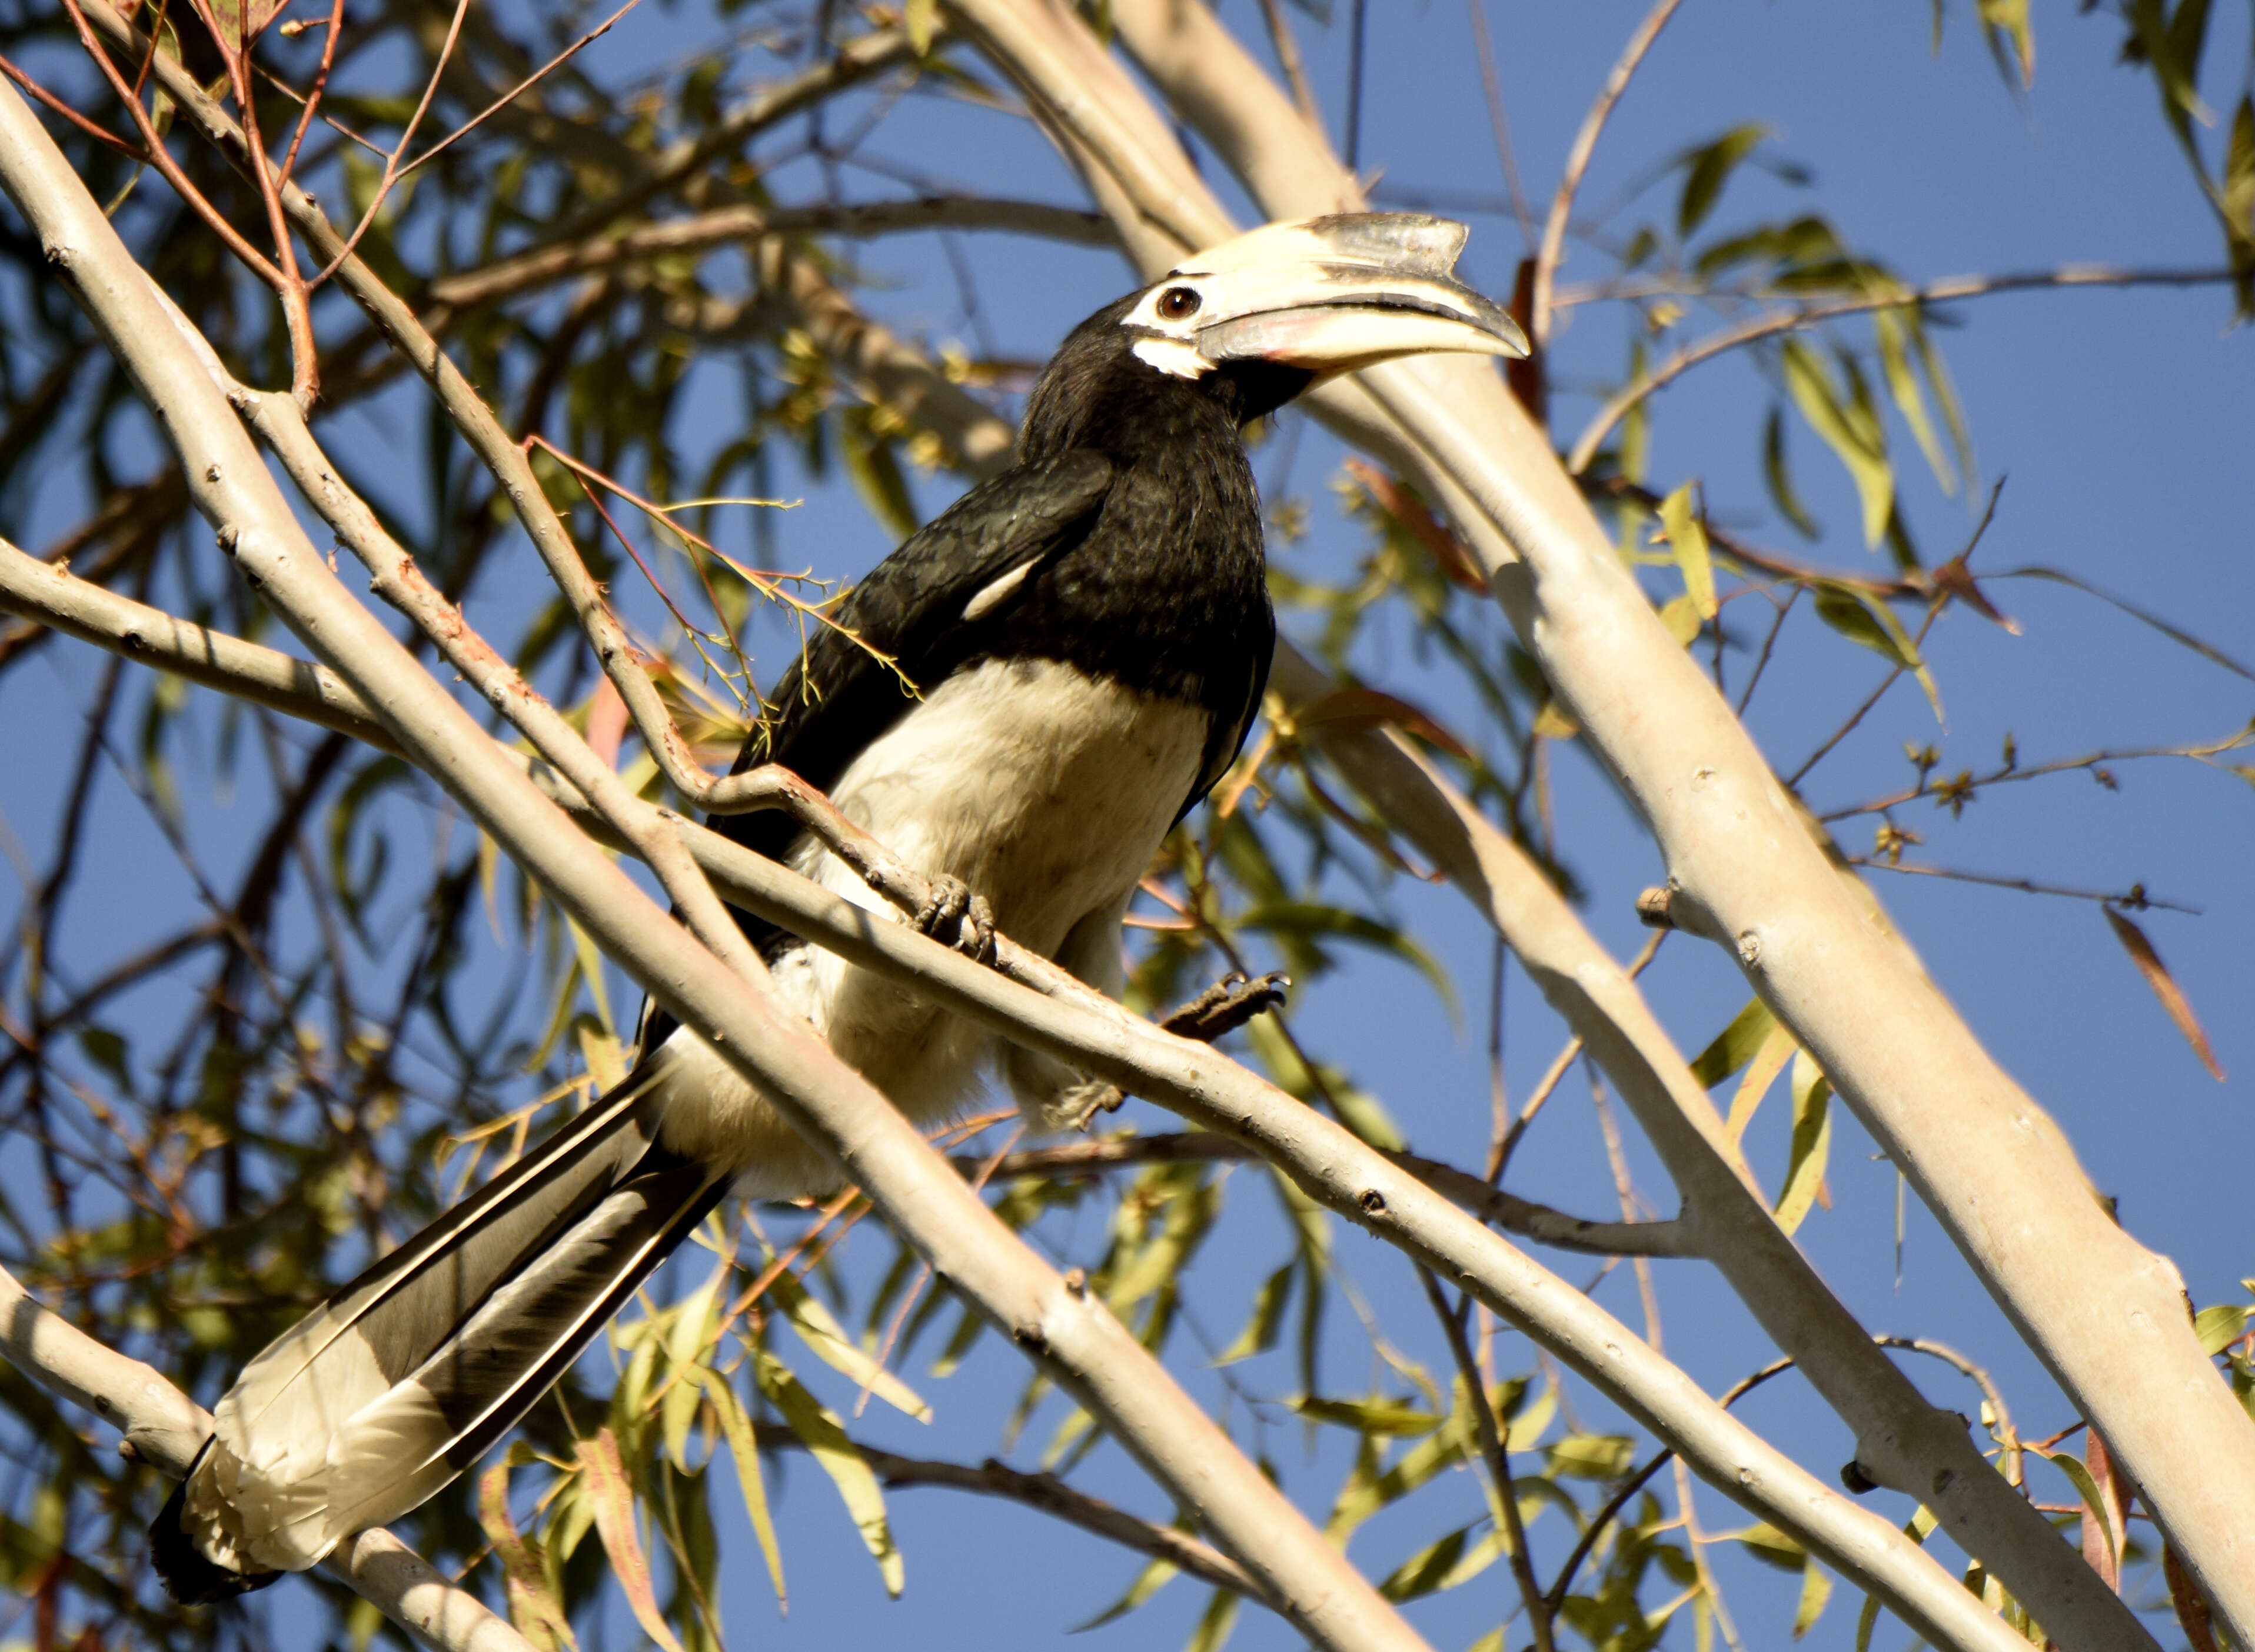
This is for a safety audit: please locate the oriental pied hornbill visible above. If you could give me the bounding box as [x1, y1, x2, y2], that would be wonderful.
[152, 213, 1525, 1602]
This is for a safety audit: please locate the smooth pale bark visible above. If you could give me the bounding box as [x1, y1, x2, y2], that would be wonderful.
[942, 0, 2249, 1639]
[0, 79, 1425, 1652]
[1, 455, 2050, 1647]
[0, 1266, 537, 1652]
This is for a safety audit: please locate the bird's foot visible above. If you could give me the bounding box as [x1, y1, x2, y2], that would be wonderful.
[913, 875, 997, 963]
[1047, 1078, 1127, 1134]
[1160, 971, 1291, 1044]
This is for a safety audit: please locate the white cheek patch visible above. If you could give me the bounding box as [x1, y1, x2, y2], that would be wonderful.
[1131, 336, 1213, 379]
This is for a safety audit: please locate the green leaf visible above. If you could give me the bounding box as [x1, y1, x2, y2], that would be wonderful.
[1782, 339, 1893, 549]
[753, 1348, 904, 1595]
[1690, 997, 1778, 1088]
[1764, 405, 1821, 539]
[768, 1271, 932, 1421]
[1236, 900, 1458, 1021]
[2044, 1450, 2117, 1571]
[479, 1461, 578, 1651]
[840, 409, 919, 544]
[1073, 1553, 1179, 1631]
[1215, 1261, 1295, 1365]
[1975, 0, 2035, 89]
[1295, 1394, 1442, 1437]
[1678, 125, 1772, 238]
[2194, 1302, 2254, 1356]
[1873, 308, 1955, 495]
[659, 1253, 729, 1466]
[699, 1371, 786, 1608]
[1726, 1019, 1797, 1145]
[1185, 1584, 1239, 1652]
[1735, 1520, 1805, 1571]
[1811, 581, 1943, 721]
[1657, 483, 1717, 621]
[1774, 1050, 1833, 1236]
[1377, 1523, 1499, 1601]
[1246, 1016, 1405, 1151]
[1547, 1432, 1636, 1480]
[903, 0, 940, 54]
[1794, 1554, 1834, 1639]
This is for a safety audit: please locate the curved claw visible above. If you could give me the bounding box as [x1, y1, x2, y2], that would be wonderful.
[913, 875, 997, 963]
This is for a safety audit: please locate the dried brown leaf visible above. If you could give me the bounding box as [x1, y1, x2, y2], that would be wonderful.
[2103, 907, 2225, 1081]
[1343, 457, 1488, 592]
[576, 1428, 686, 1652]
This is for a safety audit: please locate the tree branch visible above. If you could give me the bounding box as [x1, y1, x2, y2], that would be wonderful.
[0, 1264, 537, 1652]
[0, 532, 401, 755]
[0, 502, 2060, 1647]
[1531, 0, 1682, 349]
[1566, 263, 2246, 473]
[0, 76, 1431, 1652]
[427, 198, 1110, 312]
[1033, 1, 2244, 1635]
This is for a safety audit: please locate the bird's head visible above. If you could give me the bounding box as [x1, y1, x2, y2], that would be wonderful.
[1025, 214, 1528, 452]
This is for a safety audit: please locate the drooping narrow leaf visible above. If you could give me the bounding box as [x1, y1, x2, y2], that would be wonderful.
[769, 1271, 932, 1421]
[1764, 405, 1822, 539]
[1185, 1583, 1240, 1652]
[1690, 998, 1779, 1088]
[1793, 1554, 1834, 1638]
[478, 1461, 578, 1652]
[576, 1428, 687, 1652]
[1873, 308, 1955, 495]
[1677, 125, 1772, 239]
[1215, 1261, 1296, 1365]
[1726, 1020, 1798, 1144]
[1774, 1050, 1834, 1236]
[753, 1349, 904, 1595]
[1074, 1554, 1182, 1632]
[1782, 339, 1893, 549]
[699, 1369, 786, 1609]
[2103, 907, 2225, 1080]
[1657, 483, 1717, 621]
[1811, 581, 1943, 721]
[2046, 1448, 2118, 1581]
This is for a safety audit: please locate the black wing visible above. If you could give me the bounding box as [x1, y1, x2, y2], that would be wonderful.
[715, 448, 1116, 878]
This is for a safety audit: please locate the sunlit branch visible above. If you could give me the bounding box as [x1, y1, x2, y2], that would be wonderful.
[0, 83, 1431, 1652]
[0, 1263, 541, 1652]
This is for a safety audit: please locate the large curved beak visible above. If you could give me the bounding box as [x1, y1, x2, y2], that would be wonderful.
[1179, 214, 1528, 372]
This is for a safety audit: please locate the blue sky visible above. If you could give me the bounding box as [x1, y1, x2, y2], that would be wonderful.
[4, 1, 2250, 1647]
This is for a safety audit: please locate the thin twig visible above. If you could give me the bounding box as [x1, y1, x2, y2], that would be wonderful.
[1418, 1267, 1556, 1652]
[1568, 264, 2243, 473]
[1531, 0, 1682, 348]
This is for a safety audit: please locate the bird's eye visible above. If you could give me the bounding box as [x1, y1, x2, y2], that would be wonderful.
[1156, 286, 1202, 321]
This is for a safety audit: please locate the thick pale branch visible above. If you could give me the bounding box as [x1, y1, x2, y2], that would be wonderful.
[1023, 1, 2244, 1636]
[237, 388, 768, 991]
[0, 534, 399, 754]
[0, 467, 2054, 1641]
[0, 1265, 536, 1652]
[0, 79, 1429, 1652]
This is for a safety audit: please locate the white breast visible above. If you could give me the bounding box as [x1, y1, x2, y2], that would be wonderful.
[790, 658, 1206, 1140]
